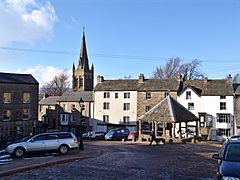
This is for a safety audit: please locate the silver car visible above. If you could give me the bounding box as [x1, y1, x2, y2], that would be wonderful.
[5, 132, 79, 158]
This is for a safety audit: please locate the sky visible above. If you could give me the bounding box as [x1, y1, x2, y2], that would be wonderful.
[0, 0, 240, 87]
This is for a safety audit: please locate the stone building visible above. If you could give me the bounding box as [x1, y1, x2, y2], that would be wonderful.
[0, 72, 39, 140]
[57, 91, 94, 136]
[38, 96, 60, 131]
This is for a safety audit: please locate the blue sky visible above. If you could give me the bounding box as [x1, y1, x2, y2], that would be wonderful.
[0, 0, 239, 86]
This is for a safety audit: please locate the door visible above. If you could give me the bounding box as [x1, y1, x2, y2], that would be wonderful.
[45, 134, 60, 151]
[26, 134, 47, 152]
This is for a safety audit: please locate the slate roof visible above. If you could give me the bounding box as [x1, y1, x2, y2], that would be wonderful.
[39, 96, 61, 105]
[57, 91, 93, 102]
[94, 78, 180, 91]
[233, 84, 240, 95]
[182, 79, 233, 96]
[139, 96, 199, 123]
[0, 72, 38, 84]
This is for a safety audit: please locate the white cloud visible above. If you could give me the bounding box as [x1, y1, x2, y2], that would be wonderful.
[0, 0, 57, 46]
[16, 65, 71, 87]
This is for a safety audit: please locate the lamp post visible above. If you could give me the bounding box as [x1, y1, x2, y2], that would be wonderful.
[79, 98, 85, 150]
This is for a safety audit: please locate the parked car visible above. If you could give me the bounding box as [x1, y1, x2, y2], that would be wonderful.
[5, 132, 79, 158]
[82, 132, 92, 139]
[90, 131, 106, 140]
[212, 139, 240, 179]
[105, 128, 129, 141]
[127, 131, 139, 141]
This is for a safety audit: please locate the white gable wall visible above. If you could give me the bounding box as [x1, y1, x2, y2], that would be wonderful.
[94, 91, 138, 126]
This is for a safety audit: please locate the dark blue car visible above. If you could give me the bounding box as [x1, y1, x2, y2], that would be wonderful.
[212, 139, 240, 179]
[105, 128, 129, 141]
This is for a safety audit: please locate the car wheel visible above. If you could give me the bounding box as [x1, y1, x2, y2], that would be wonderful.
[14, 147, 25, 158]
[59, 145, 69, 154]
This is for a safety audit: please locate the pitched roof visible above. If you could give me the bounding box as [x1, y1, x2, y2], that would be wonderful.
[39, 96, 61, 105]
[139, 96, 199, 123]
[57, 91, 93, 102]
[94, 78, 180, 91]
[233, 84, 240, 95]
[0, 72, 38, 84]
[183, 79, 233, 96]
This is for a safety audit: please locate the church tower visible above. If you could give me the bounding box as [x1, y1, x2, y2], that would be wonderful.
[72, 30, 94, 91]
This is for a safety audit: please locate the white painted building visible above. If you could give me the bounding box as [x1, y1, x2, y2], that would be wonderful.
[93, 76, 138, 132]
[177, 76, 235, 141]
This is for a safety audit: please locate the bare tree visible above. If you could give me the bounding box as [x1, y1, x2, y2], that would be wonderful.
[153, 57, 205, 80]
[179, 59, 205, 80]
[153, 57, 181, 79]
[40, 72, 70, 96]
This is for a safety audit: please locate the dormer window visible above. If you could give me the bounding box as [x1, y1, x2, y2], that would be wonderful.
[220, 96, 226, 99]
[186, 91, 191, 100]
[104, 92, 110, 98]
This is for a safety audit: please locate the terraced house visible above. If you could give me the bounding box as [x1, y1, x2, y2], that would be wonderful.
[93, 74, 182, 132]
[177, 75, 235, 141]
[0, 72, 39, 141]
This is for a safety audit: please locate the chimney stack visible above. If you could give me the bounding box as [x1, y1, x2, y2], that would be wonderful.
[97, 75, 104, 83]
[138, 74, 145, 83]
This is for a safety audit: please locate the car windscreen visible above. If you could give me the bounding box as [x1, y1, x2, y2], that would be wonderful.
[18, 136, 34, 142]
[224, 143, 240, 162]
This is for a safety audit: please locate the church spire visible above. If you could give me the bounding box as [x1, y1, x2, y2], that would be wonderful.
[78, 27, 89, 70]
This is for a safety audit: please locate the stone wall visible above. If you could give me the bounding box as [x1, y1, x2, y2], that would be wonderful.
[0, 83, 39, 138]
[137, 91, 178, 118]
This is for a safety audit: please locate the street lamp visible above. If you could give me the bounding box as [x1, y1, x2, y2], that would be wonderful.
[79, 98, 85, 150]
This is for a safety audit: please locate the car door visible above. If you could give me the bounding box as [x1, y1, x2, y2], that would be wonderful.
[26, 134, 47, 152]
[45, 134, 60, 151]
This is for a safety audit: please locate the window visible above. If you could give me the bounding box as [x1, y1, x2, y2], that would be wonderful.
[23, 93, 30, 103]
[23, 109, 30, 120]
[33, 135, 47, 141]
[103, 102, 110, 110]
[60, 114, 69, 125]
[186, 91, 191, 100]
[103, 92, 110, 98]
[115, 93, 118, 99]
[220, 102, 226, 110]
[79, 78, 83, 87]
[71, 114, 76, 122]
[71, 104, 76, 111]
[3, 110, 11, 121]
[146, 92, 151, 100]
[124, 92, 130, 99]
[199, 115, 205, 127]
[3, 93, 11, 103]
[164, 92, 169, 98]
[103, 115, 109, 123]
[188, 103, 194, 110]
[123, 116, 130, 124]
[123, 103, 130, 111]
[217, 114, 231, 123]
[220, 96, 226, 99]
[47, 134, 58, 140]
[217, 128, 230, 136]
[145, 106, 152, 112]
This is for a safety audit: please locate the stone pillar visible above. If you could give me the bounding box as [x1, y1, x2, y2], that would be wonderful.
[196, 120, 199, 137]
[138, 120, 142, 142]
